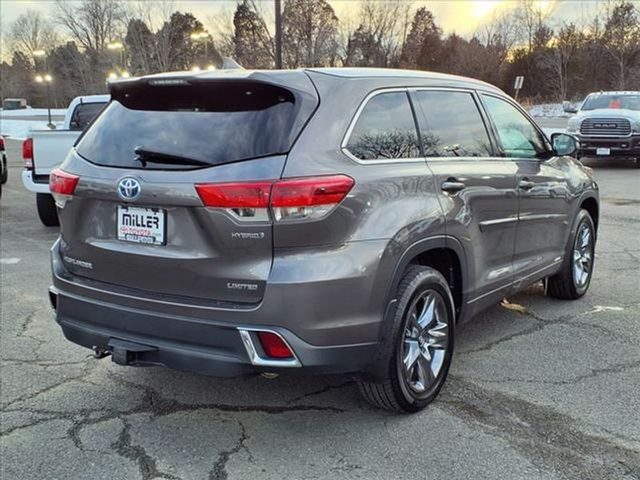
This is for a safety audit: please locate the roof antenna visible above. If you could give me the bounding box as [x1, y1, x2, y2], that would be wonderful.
[222, 58, 244, 70]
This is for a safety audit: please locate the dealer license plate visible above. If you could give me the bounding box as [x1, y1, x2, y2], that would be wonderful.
[117, 206, 166, 245]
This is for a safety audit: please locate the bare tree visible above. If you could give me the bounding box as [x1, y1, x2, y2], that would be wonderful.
[539, 24, 582, 100]
[478, 10, 519, 63]
[602, 0, 640, 89]
[515, 0, 554, 51]
[282, 0, 340, 68]
[351, 0, 412, 67]
[8, 10, 59, 57]
[55, 0, 126, 54]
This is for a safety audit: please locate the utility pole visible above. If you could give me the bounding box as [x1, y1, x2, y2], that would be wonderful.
[275, 0, 282, 69]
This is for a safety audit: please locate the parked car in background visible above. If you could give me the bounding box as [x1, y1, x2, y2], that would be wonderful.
[3, 98, 29, 110]
[49, 68, 598, 412]
[22, 94, 109, 225]
[564, 91, 640, 167]
[0, 135, 7, 197]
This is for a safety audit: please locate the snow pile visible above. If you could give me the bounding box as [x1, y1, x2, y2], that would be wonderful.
[0, 119, 56, 140]
[0, 109, 67, 139]
[0, 108, 67, 117]
[528, 103, 572, 118]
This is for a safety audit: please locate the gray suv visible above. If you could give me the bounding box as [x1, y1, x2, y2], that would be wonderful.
[49, 68, 599, 412]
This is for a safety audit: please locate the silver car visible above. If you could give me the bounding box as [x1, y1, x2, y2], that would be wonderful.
[50, 68, 599, 412]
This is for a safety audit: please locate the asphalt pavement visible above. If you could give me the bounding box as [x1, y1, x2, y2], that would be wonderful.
[1, 130, 639, 480]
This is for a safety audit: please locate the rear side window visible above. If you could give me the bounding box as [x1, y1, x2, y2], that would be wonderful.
[412, 90, 492, 158]
[76, 81, 314, 169]
[345, 92, 420, 161]
[69, 103, 107, 131]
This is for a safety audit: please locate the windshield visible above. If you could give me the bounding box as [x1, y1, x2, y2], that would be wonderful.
[582, 94, 640, 111]
[76, 81, 314, 169]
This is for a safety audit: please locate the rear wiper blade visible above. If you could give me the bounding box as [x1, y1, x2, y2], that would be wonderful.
[133, 147, 209, 167]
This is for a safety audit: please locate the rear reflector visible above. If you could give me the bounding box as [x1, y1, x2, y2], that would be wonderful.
[22, 138, 33, 169]
[49, 168, 79, 195]
[195, 175, 354, 222]
[257, 331, 294, 359]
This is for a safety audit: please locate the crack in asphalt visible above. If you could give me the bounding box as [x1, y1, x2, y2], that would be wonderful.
[111, 418, 183, 480]
[208, 420, 249, 480]
[440, 378, 640, 480]
[460, 299, 637, 356]
[1, 367, 96, 410]
[470, 358, 640, 386]
[286, 380, 354, 405]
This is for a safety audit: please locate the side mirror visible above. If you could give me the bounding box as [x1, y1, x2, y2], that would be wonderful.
[562, 101, 578, 114]
[551, 132, 579, 157]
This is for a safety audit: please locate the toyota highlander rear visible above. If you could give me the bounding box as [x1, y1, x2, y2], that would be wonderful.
[50, 70, 380, 377]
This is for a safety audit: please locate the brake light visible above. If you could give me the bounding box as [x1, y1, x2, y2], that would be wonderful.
[0, 136, 5, 150]
[22, 138, 33, 169]
[257, 331, 294, 359]
[195, 175, 354, 222]
[194, 181, 272, 208]
[49, 168, 79, 207]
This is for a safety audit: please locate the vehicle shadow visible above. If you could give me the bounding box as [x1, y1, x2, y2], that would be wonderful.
[581, 156, 639, 168]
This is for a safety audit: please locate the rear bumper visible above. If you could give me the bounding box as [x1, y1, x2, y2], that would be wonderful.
[576, 134, 640, 157]
[50, 238, 392, 377]
[22, 169, 50, 193]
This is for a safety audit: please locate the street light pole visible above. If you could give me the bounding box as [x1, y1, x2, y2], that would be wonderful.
[35, 74, 54, 128]
[275, 0, 282, 69]
[45, 81, 52, 126]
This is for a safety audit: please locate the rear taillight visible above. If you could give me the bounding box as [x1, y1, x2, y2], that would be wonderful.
[271, 175, 354, 222]
[0, 136, 5, 150]
[194, 181, 272, 208]
[195, 175, 354, 223]
[22, 138, 33, 169]
[49, 168, 79, 207]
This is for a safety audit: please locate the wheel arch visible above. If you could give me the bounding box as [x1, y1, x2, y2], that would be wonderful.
[365, 236, 468, 382]
[579, 195, 599, 232]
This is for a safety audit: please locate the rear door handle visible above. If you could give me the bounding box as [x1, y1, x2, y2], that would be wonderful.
[518, 179, 535, 191]
[441, 180, 466, 193]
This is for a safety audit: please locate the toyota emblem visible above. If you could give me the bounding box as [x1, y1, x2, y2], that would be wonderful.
[117, 177, 141, 201]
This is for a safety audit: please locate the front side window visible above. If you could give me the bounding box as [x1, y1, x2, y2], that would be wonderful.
[345, 91, 420, 161]
[412, 90, 493, 158]
[482, 95, 550, 159]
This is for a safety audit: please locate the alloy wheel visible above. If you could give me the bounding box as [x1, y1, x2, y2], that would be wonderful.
[573, 222, 593, 288]
[402, 290, 450, 394]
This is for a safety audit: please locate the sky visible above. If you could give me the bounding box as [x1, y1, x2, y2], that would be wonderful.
[0, 0, 607, 43]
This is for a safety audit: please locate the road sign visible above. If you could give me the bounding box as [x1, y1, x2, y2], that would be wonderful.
[514, 76, 524, 90]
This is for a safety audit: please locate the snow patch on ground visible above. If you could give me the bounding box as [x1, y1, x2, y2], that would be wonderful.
[0, 108, 67, 117]
[0, 120, 55, 140]
[528, 103, 576, 118]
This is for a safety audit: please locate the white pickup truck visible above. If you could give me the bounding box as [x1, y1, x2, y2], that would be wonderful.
[22, 94, 109, 225]
[564, 91, 640, 167]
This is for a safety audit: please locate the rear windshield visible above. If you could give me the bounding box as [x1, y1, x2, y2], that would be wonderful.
[69, 102, 107, 131]
[76, 81, 312, 169]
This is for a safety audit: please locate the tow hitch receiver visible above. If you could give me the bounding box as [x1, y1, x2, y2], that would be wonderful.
[108, 338, 157, 366]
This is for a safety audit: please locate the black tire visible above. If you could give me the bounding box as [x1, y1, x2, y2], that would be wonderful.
[36, 193, 60, 227]
[634, 158, 640, 168]
[358, 266, 455, 413]
[547, 209, 595, 300]
[1, 155, 7, 184]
